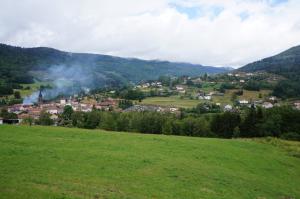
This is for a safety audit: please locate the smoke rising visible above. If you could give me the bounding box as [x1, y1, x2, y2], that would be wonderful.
[23, 64, 107, 104]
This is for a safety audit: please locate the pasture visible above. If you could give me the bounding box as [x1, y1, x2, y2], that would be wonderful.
[0, 125, 299, 199]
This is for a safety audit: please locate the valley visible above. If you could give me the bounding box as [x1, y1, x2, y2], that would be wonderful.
[1, 1, 300, 198]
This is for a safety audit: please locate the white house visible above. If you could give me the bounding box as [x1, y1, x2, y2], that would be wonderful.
[60, 99, 66, 105]
[47, 109, 58, 114]
[294, 102, 300, 110]
[204, 96, 212, 100]
[142, 83, 150, 88]
[239, 100, 249, 104]
[169, 107, 179, 112]
[224, 105, 233, 111]
[176, 86, 185, 91]
[262, 102, 273, 109]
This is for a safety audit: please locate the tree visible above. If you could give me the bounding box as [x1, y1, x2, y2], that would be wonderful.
[116, 113, 130, 131]
[181, 117, 211, 137]
[211, 112, 241, 138]
[84, 110, 101, 129]
[220, 83, 235, 93]
[0, 108, 17, 119]
[58, 105, 74, 126]
[71, 111, 85, 128]
[0, 84, 13, 96]
[120, 89, 145, 101]
[62, 105, 73, 120]
[243, 80, 260, 91]
[258, 114, 281, 137]
[137, 112, 165, 134]
[186, 79, 194, 86]
[37, 111, 54, 126]
[194, 103, 221, 114]
[162, 119, 173, 135]
[158, 75, 171, 86]
[273, 80, 300, 99]
[14, 91, 21, 99]
[203, 73, 208, 81]
[99, 112, 117, 131]
[231, 93, 237, 103]
[240, 105, 260, 137]
[233, 127, 240, 138]
[119, 100, 133, 110]
[22, 117, 34, 126]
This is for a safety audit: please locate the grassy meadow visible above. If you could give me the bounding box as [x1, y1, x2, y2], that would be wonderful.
[0, 125, 300, 199]
[138, 89, 272, 108]
[138, 96, 199, 108]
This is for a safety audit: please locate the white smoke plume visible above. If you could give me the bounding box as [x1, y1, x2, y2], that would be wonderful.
[23, 64, 107, 104]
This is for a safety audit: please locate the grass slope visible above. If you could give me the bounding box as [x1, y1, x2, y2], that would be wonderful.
[0, 125, 299, 199]
[138, 96, 199, 108]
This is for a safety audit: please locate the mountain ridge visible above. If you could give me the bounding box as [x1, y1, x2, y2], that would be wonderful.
[0, 43, 231, 90]
[238, 45, 300, 75]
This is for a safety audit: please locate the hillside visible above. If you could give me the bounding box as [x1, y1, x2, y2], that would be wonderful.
[238, 45, 300, 76]
[0, 125, 299, 199]
[0, 43, 229, 87]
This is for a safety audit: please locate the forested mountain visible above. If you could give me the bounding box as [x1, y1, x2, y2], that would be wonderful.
[238, 45, 300, 77]
[238, 45, 300, 99]
[0, 43, 229, 88]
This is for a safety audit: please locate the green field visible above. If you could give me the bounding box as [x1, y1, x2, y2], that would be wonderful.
[0, 125, 300, 199]
[138, 89, 273, 109]
[138, 96, 199, 108]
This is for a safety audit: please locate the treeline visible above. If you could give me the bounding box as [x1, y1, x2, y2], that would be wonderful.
[273, 79, 300, 99]
[27, 105, 300, 141]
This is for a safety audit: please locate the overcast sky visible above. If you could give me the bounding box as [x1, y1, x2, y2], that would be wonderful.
[1, 0, 300, 67]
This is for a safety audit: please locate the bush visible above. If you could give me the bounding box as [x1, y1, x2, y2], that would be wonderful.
[243, 80, 260, 91]
[280, 132, 300, 141]
[36, 111, 54, 126]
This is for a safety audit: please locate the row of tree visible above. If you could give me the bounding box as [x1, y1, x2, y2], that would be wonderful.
[28, 105, 300, 141]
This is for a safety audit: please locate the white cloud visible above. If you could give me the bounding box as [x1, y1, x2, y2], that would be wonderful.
[0, 0, 300, 67]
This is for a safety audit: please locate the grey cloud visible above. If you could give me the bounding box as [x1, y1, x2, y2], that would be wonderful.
[0, 0, 300, 67]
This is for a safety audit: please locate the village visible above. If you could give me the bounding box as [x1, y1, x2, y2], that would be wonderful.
[0, 89, 181, 125]
[1, 71, 300, 125]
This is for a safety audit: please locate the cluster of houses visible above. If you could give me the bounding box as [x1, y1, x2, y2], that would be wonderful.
[195, 91, 224, 101]
[221, 96, 280, 112]
[124, 105, 179, 114]
[227, 72, 254, 77]
[1, 93, 182, 125]
[137, 81, 163, 89]
[2, 97, 119, 124]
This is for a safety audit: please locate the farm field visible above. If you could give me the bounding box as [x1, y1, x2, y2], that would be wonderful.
[0, 125, 300, 199]
[212, 89, 272, 105]
[138, 96, 199, 108]
[138, 89, 272, 109]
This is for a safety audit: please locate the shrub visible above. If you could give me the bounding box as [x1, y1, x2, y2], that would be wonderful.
[280, 132, 300, 141]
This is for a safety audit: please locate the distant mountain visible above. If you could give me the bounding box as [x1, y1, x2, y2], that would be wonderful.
[238, 45, 300, 76]
[0, 43, 230, 88]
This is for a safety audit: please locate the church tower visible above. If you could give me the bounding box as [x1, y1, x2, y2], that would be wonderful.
[38, 89, 43, 104]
